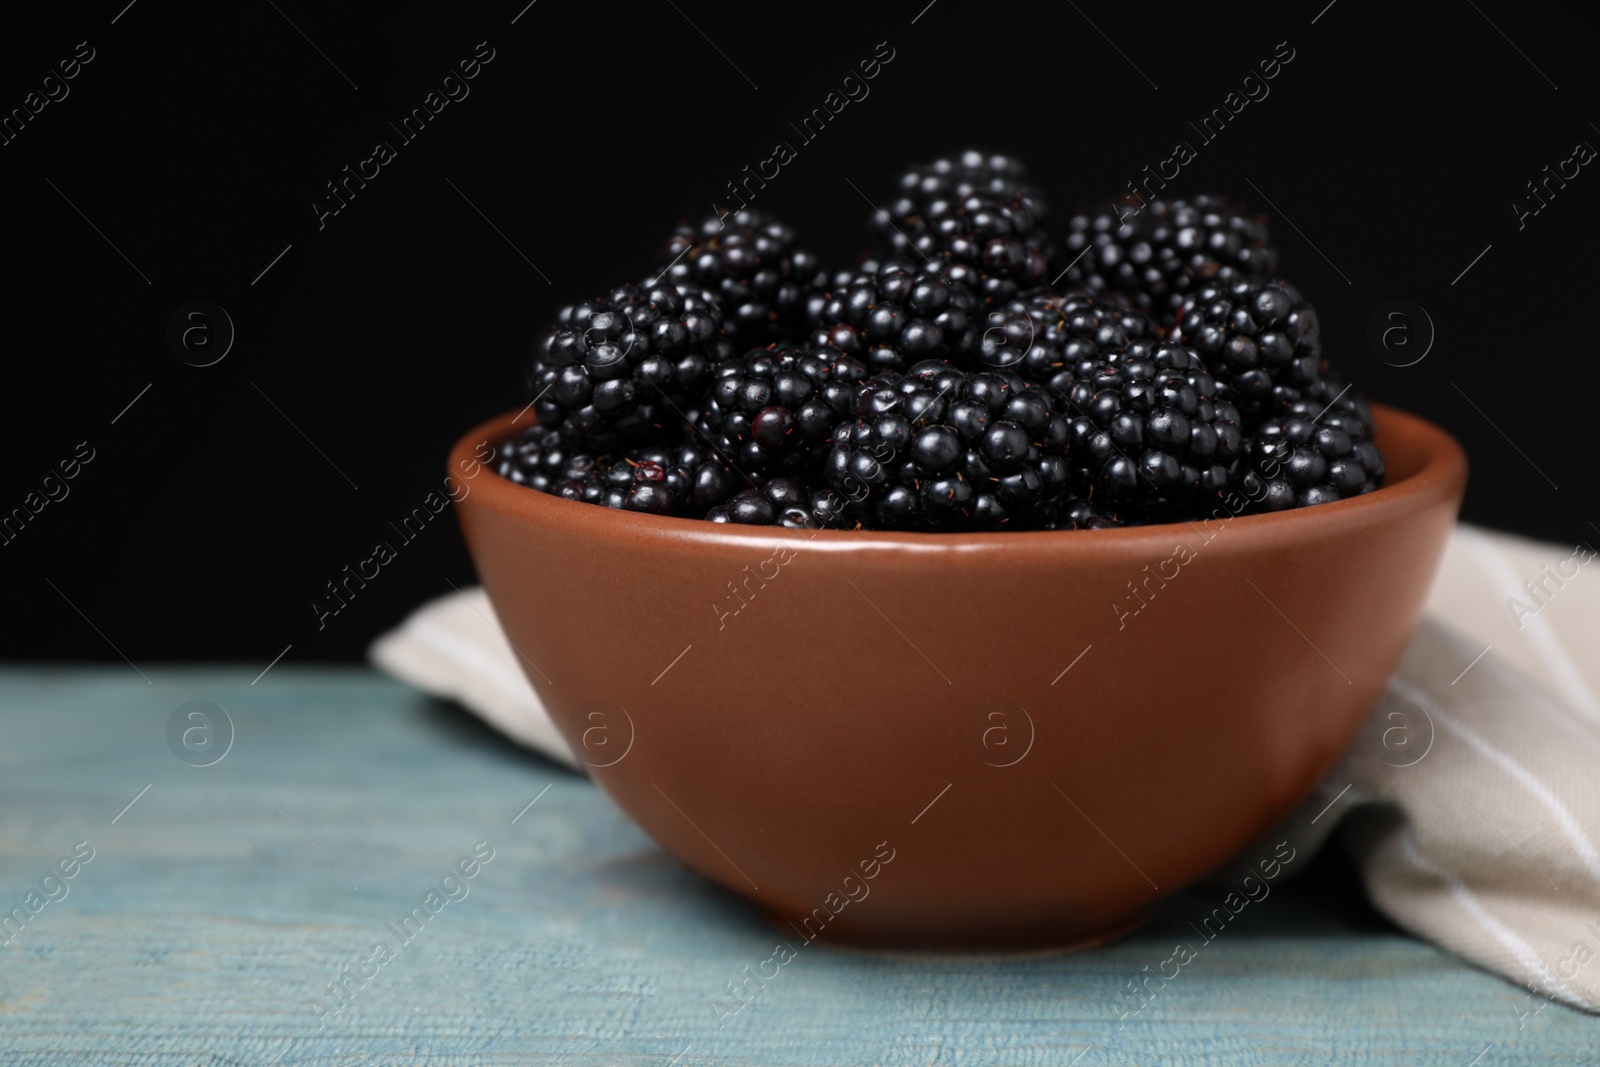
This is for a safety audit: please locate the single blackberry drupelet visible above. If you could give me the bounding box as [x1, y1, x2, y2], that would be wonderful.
[695, 343, 869, 479]
[1063, 195, 1278, 318]
[874, 151, 1053, 303]
[1237, 409, 1384, 511]
[808, 262, 980, 369]
[1169, 277, 1323, 429]
[653, 209, 824, 343]
[527, 280, 736, 452]
[977, 288, 1157, 398]
[1058, 341, 1244, 521]
[825, 361, 1072, 530]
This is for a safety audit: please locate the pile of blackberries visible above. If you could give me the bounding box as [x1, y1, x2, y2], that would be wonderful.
[500, 151, 1384, 531]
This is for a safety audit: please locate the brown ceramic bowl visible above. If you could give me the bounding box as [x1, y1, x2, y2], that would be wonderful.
[452, 403, 1466, 949]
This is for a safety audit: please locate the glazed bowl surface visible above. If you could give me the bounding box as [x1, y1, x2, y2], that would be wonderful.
[451, 403, 1466, 948]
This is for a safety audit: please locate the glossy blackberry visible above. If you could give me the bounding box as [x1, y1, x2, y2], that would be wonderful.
[1050, 496, 1129, 530]
[1058, 341, 1244, 520]
[1237, 410, 1384, 511]
[694, 343, 868, 478]
[874, 151, 1053, 303]
[808, 263, 980, 369]
[977, 288, 1157, 397]
[527, 280, 736, 451]
[704, 478, 853, 528]
[550, 440, 736, 518]
[887, 151, 1047, 218]
[654, 209, 824, 343]
[815, 257, 897, 292]
[495, 424, 598, 493]
[1170, 277, 1322, 429]
[1288, 374, 1376, 437]
[825, 361, 1071, 530]
[1063, 195, 1277, 317]
[632, 440, 742, 514]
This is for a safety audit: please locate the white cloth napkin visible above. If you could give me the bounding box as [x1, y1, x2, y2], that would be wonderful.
[372, 524, 1600, 1012]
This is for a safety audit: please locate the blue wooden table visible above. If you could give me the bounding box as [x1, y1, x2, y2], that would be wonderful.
[1, 668, 1595, 1065]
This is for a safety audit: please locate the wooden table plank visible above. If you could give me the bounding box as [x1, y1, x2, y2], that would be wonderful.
[0, 668, 1593, 1064]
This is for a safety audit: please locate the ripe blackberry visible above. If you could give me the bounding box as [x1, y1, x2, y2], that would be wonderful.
[825, 361, 1071, 530]
[888, 151, 1047, 217]
[813, 257, 900, 292]
[977, 288, 1156, 397]
[495, 424, 598, 492]
[559, 460, 680, 515]
[1063, 195, 1277, 317]
[1051, 496, 1129, 531]
[874, 151, 1053, 303]
[808, 262, 980, 369]
[704, 477, 854, 528]
[1237, 410, 1384, 511]
[1289, 374, 1376, 437]
[546, 439, 736, 518]
[1058, 341, 1244, 520]
[654, 209, 824, 343]
[1170, 277, 1322, 429]
[695, 343, 868, 478]
[631, 440, 742, 515]
[527, 280, 735, 452]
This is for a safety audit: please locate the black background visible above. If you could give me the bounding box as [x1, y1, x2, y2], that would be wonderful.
[2, 0, 1593, 664]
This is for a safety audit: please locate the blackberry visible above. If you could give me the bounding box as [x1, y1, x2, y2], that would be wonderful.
[1170, 277, 1323, 429]
[825, 361, 1071, 530]
[548, 439, 737, 518]
[654, 209, 824, 343]
[631, 440, 742, 515]
[1051, 496, 1129, 531]
[558, 459, 680, 515]
[815, 257, 896, 292]
[887, 151, 1047, 217]
[704, 477, 854, 529]
[874, 151, 1053, 303]
[808, 262, 980, 369]
[1063, 195, 1277, 317]
[527, 280, 735, 452]
[1290, 374, 1376, 437]
[495, 424, 598, 493]
[977, 288, 1157, 397]
[1058, 341, 1244, 521]
[695, 343, 868, 478]
[1237, 410, 1384, 511]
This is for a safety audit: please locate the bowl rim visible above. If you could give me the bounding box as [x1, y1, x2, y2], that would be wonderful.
[450, 402, 1467, 552]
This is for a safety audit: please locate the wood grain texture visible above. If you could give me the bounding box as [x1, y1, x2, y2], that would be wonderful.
[0, 668, 1594, 1065]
